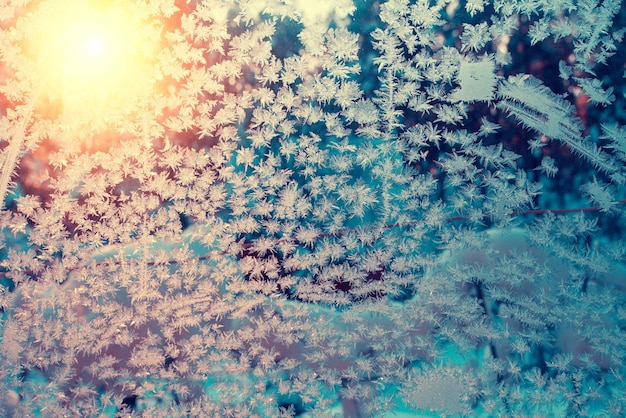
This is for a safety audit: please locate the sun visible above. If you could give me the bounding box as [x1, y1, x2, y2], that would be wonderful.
[23, 0, 161, 130]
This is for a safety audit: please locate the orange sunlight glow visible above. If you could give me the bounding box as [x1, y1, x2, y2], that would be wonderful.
[24, 0, 160, 131]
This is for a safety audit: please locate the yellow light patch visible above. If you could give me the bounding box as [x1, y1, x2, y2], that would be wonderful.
[24, 0, 160, 131]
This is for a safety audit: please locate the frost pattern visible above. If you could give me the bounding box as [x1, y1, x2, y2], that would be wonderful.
[0, 0, 625, 417]
[450, 56, 496, 103]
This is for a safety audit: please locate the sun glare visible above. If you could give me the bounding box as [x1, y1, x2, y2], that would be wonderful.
[25, 0, 159, 129]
